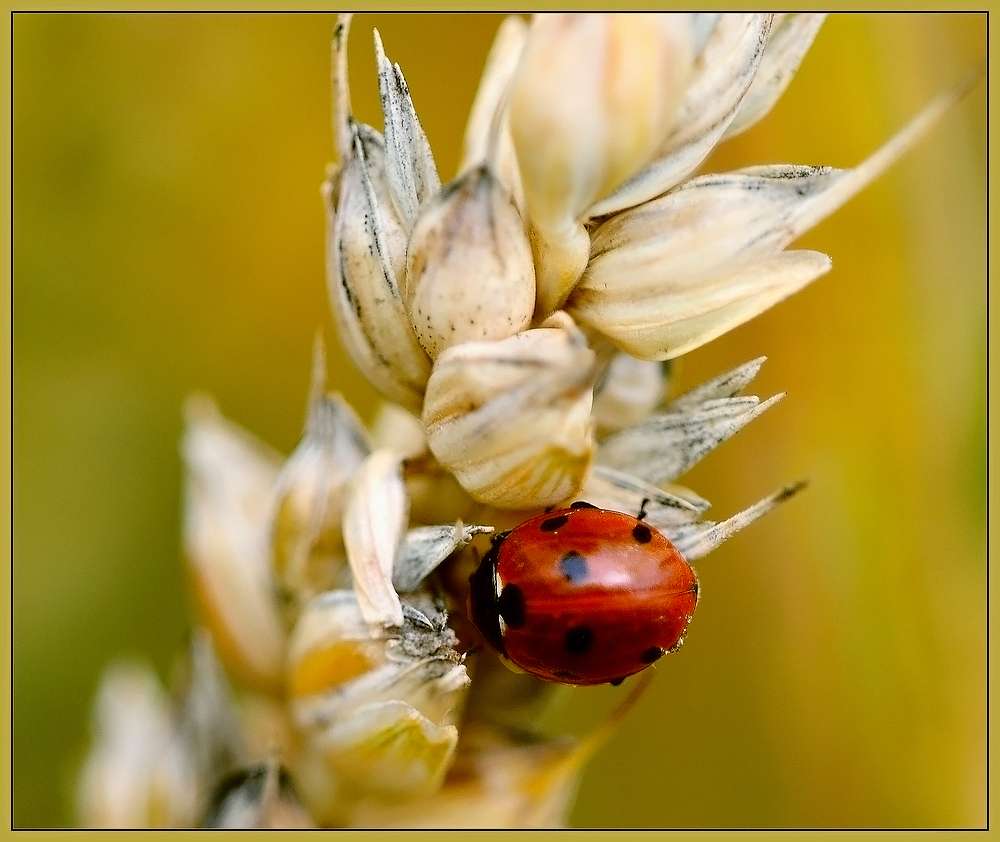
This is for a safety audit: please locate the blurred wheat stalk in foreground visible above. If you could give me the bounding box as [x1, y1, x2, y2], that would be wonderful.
[76, 14, 979, 828]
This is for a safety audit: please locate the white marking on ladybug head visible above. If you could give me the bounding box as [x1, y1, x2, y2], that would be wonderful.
[494, 569, 508, 636]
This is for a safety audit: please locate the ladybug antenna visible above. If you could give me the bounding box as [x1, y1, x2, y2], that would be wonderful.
[637, 497, 650, 521]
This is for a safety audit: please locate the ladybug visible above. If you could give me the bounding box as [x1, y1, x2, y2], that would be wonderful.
[467, 501, 699, 686]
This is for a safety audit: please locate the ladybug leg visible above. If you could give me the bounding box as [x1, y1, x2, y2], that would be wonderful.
[636, 497, 650, 521]
[491, 530, 511, 546]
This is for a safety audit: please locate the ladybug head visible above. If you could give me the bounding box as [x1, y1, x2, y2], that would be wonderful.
[466, 531, 509, 657]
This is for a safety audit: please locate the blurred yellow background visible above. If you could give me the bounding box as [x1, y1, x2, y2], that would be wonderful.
[13, 13, 986, 828]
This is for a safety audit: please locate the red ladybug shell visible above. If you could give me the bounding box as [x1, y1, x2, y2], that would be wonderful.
[467, 502, 699, 686]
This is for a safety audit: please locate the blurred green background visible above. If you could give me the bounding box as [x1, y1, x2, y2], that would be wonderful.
[13, 13, 986, 828]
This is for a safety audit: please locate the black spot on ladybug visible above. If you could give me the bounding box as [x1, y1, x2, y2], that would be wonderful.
[632, 524, 653, 544]
[564, 625, 594, 655]
[570, 500, 598, 509]
[540, 514, 569, 532]
[609, 676, 627, 687]
[497, 584, 526, 629]
[558, 551, 589, 584]
[640, 646, 664, 664]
